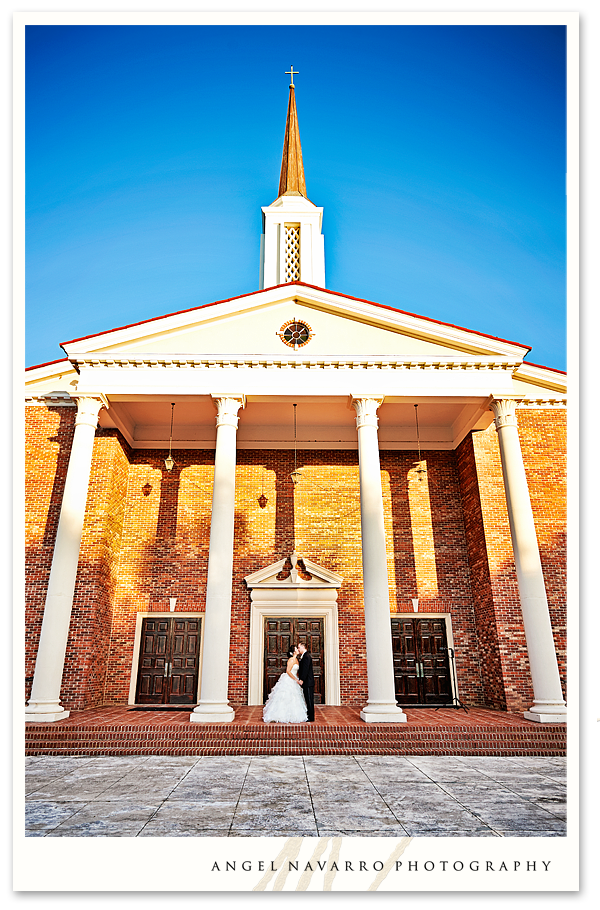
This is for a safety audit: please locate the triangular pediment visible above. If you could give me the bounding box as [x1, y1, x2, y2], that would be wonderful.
[245, 552, 343, 589]
[25, 283, 566, 405]
[59, 283, 531, 362]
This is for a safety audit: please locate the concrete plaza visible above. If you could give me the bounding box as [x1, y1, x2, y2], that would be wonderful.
[25, 753, 566, 838]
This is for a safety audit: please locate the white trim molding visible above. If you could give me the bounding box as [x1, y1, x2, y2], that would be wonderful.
[69, 354, 524, 373]
[25, 393, 76, 406]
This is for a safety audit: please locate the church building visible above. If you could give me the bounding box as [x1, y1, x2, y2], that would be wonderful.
[24, 79, 567, 727]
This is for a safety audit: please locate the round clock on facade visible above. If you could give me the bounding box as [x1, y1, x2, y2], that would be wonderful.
[277, 319, 314, 350]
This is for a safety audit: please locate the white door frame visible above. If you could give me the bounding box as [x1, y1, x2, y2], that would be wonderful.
[127, 612, 205, 705]
[245, 555, 343, 706]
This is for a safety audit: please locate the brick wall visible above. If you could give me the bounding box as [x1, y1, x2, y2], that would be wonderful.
[104, 449, 213, 704]
[61, 429, 130, 709]
[456, 409, 566, 713]
[25, 408, 130, 710]
[25, 406, 566, 714]
[25, 405, 76, 701]
[98, 448, 485, 708]
[518, 409, 567, 696]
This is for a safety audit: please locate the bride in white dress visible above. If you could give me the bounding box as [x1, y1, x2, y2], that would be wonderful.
[263, 647, 308, 723]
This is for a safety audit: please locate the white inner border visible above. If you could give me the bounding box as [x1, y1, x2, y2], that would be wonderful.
[127, 612, 205, 705]
[14, 9, 578, 892]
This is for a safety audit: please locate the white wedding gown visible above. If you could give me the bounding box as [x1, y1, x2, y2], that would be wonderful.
[262, 664, 308, 723]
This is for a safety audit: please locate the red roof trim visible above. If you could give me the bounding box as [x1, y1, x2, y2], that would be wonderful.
[25, 356, 70, 372]
[520, 360, 566, 376]
[59, 282, 532, 353]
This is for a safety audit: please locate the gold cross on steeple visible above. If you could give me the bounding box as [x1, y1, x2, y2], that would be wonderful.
[285, 66, 299, 86]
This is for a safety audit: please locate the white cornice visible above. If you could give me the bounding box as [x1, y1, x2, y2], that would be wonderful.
[25, 392, 75, 406]
[69, 354, 524, 372]
[513, 361, 567, 394]
[262, 196, 322, 215]
[515, 398, 567, 408]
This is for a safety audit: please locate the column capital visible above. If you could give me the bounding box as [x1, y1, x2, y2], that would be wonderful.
[72, 394, 109, 429]
[490, 397, 518, 430]
[350, 396, 384, 430]
[211, 395, 246, 429]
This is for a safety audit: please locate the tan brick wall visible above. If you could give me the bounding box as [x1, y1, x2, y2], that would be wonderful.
[25, 406, 566, 714]
[518, 409, 567, 696]
[61, 429, 130, 708]
[96, 448, 486, 709]
[456, 409, 566, 713]
[25, 405, 76, 700]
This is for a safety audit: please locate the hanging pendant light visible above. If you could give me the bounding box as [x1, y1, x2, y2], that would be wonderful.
[165, 402, 176, 471]
[258, 467, 268, 508]
[413, 404, 426, 484]
[290, 403, 302, 486]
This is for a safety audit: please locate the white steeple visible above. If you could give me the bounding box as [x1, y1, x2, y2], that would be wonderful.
[260, 76, 325, 289]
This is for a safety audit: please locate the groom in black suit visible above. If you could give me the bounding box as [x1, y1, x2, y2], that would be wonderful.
[297, 642, 315, 722]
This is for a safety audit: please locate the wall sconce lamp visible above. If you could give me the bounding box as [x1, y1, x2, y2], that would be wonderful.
[411, 598, 419, 612]
[258, 466, 268, 508]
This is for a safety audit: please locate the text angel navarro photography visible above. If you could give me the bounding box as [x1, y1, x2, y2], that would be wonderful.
[210, 859, 553, 874]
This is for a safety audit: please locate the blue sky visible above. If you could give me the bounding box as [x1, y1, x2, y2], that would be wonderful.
[25, 24, 567, 369]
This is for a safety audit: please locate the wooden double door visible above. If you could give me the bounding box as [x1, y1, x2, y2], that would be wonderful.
[391, 617, 452, 707]
[264, 617, 325, 704]
[135, 617, 201, 706]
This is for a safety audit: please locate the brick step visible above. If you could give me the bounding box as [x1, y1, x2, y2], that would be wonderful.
[25, 724, 566, 756]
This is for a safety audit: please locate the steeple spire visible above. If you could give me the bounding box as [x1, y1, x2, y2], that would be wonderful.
[260, 71, 325, 289]
[278, 79, 307, 198]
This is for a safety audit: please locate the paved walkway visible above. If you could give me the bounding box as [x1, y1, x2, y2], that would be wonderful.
[25, 754, 566, 838]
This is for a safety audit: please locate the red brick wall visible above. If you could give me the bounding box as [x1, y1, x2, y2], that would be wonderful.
[104, 449, 213, 704]
[456, 431, 513, 710]
[518, 409, 567, 696]
[456, 409, 566, 713]
[383, 450, 485, 707]
[100, 448, 485, 708]
[25, 408, 130, 710]
[61, 429, 130, 709]
[25, 407, 565, 713]
[25, 405, 76, 700]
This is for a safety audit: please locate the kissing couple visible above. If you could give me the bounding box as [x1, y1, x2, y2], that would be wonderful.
[262, 643, 315, 723]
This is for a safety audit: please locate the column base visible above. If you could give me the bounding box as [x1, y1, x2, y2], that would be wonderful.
[524, 699, 567, 724]
[190, 703, 235, 724]
[524, 710, 567, 724]
[360, 703, 407, 723]
[25, 708, 70, 723]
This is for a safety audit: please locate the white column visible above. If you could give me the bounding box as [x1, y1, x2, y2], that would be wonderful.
[191, 394, 245, 723]
[491, 399, 567, 723]
[352, 397, 407, 723]
[25, 395, 107, 722]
